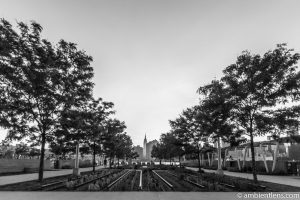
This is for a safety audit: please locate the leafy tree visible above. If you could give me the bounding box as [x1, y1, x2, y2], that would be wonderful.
[0, 19, 94, 181]
[197, 80, 239, 174]
[257, 106, 300, 172]
[15, 142, 30, 159]
[174, 106, 208, 172]
[158, 132, 182, 165]
[221, 44, 300, 183]
[127, 149, 139, 160]
[85, 98, 114, 171]
[151, 143, 166, 165]
[114, 132, 134, 167]
[28, 147, 40, 158]
[102, 119, 127, 168]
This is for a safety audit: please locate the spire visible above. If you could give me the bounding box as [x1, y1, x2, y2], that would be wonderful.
[144, 133, 147, 144]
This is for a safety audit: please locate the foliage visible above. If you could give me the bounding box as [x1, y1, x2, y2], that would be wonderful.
[221, 44, 300, 182]
[0, 19, 94, 181]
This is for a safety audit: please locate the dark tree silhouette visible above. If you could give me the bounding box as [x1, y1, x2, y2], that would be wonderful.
[221, 44, 300, 183]
[0, 19, 94, 181]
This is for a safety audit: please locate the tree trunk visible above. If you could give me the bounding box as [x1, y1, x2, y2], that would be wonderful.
[249, 130, 258, 183]
[38, 131, 46, 182]
[109, 157, 112, 168]
[159, 159, 161, 165]
[93, 141, 96, 172]
[216, 136, 223, 175]
[272, 141, 279, 173]
[243, 146, 248, 169]
[179, 156, 181, 167]
[207, 152, 211, 166]
[197, 152, 201, 172]
[118, 158, 120, 167]
[235, 147, 241, 171]
[260, 143, 269, 173]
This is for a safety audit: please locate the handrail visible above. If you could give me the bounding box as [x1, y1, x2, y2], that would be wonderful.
[75, 170, 121, 189]
[107, 170, 132, 189]
[165, 170, 205, 188]
[152, 170, 173, 189]
[137, 170, 142, 189]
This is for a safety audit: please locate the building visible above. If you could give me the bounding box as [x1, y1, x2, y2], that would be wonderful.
[133, 134, 158, 161]
[146, 139, 158, 160]
[133, 145, 143, 159]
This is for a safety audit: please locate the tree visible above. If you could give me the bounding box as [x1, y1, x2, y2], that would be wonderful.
[28, 147, 41, 158]
[102, 119, 127, 168]
[169, 117, 194, 167]
[85, 98, 114, 171]
[170, 106, 208, 172]
[114, 132, 134, 167]
[151, 143, 166, 165]
[258, 106, 300, 172]
[0, 19, 94, 181]
[221, 44, 300, 183]
[15, 142, 30, 159]
[197, 80, 238, 174]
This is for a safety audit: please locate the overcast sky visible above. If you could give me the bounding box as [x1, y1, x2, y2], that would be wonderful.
[1, 0, 300, 146]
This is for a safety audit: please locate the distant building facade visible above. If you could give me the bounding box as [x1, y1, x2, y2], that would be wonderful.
[133, 145, 143, 159]
[133, 134, 158, 161]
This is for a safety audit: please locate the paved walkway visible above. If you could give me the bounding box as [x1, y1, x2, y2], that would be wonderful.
[0, 166, 104, 186]
[186, 167, 300, 188]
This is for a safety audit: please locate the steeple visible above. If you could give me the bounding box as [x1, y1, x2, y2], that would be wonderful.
[143, 133, 147, 158]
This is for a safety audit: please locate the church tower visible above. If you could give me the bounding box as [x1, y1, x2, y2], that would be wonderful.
[143, 134, 147, 159]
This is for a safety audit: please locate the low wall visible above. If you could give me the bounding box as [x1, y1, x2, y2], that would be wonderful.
[58, 159, 75, 169]
[57, 159, 92, 169]
[0, 159, 51, 173]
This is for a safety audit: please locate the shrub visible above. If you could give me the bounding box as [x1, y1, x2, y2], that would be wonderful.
[79, 160, 93, 168]
[62, 165, 72, 169]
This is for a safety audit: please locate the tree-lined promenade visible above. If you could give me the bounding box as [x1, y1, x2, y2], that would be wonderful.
[0, 19, 137, 182]
[152, 44, 300, 183]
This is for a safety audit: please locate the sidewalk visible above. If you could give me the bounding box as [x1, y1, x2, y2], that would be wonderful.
[0, 166, 104, 186]
[186, 167, 300, 188]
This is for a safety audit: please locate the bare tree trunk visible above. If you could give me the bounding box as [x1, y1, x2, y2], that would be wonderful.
[260, 143, 269, 173]
[249, 129, 258, 183]
[207, 152, 211, 166]
[197, 152, 201, 172]
[216, 137, 223, 175]
[93, 141, 96, 172]
[272, 141, 279, 173]
[243, 146, 248, 169]
[38, 130, 46, 182]
[235, 147, 241, 171]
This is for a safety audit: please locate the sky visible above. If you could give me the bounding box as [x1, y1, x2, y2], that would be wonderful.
[1, 0, 300, 146]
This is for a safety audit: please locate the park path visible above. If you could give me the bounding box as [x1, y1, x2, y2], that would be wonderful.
[0, 166, 104, 186]
[186, 167, 300, 188]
